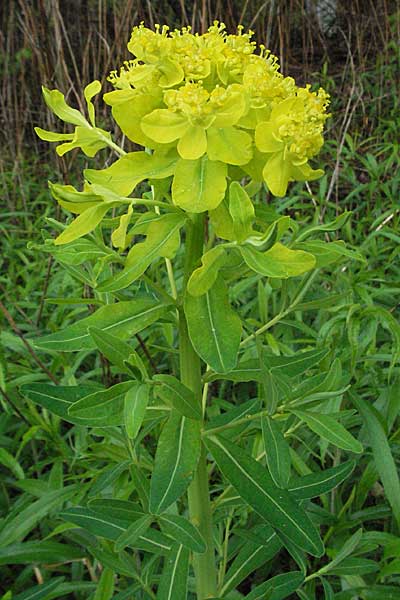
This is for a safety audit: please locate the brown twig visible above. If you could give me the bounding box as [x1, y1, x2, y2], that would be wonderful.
[0, 300, 59, 384]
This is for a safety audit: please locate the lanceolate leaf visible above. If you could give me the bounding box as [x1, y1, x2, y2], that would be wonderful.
[159, 514, 206, 553]
[60, 507, 171, 554]
[124, 382, 151, 438]
[12, 577, 65, 600]
[352, 394, 400, 526]
[221, 526, 281, 595]
[245, 571, 304, 600]
[20, 381, 103, 426]
[262, 416, 291, 488]
[89, 327, 133, 372]
[153, 374, 201, 420]
[288, 460, 355, 500]
[87, 499, 144, 522]
[0, 542, 83, 565]
[68, 382, 135, 426]
[150, 412, 201, 514]
[184, 277, 242, 373]
[115, 514, 153, 551]
[98, 213, 186, 293]
[206, 348, 329, 383]
[205, 435, 324, 556]
[156, 543, 190, 600]
[34, 298, 170, 352]
[291, 410, 363, 453]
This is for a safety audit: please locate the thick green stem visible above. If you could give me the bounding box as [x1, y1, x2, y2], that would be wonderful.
[179, 214, 217, 599]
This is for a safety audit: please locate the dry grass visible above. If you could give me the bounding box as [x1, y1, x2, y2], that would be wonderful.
[0, 0, 398, 210]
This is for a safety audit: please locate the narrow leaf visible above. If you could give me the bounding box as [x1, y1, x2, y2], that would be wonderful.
[158, 514, 206, 553]
[68, 382, 134, 426]
[115, 514, 153, 551]
[288, 460, 355, 499]
[34, 298, 169, 352]
[291, 410, 363, 453]
[124, 382, 150, 438]
[352, 393, 400, 526]
[156, 543, 189, 600]
[262, 417, 291, 487]
[205, 435, 324, 556]
[150, 412, 201, 514]
[153, 374, 201, 420]
[184, 277, 242, 373]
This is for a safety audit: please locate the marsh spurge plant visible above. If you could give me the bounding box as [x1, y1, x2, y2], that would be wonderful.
[27, 22, 363, 600]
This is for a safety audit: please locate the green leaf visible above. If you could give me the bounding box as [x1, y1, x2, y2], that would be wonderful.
[245, 571, 304, 600]
[184, 277, 242, 373]
[0, 541, 83, 565]
[150, 412, 201, 514]
[12, 577, 65, 600]
[296, 212, 352, 241]
[0, 448, 24, 480]
[124, 382, 150, 438]
[206, 348, 329, 383]
[0, 486, 77, 546]
[187, 246, 228, 296]
[207, 126, 253, 165]
[296, 240, 365, 267]
[34, 127, 74, 143]
[115, 514, 153, 551]
[60, 507, 171, 554]
[221, 526, 281, 595]
[158, 514, 206, 553]
[85, 150, 178, 196]
[229, 182, 255, 242]
[54, 203, 110, 245]
[153, 374, 201, 420]
[172, 156, 227, 212]
[320, 528, 363, 576]
[288, 460, 355, 500]
[98, 213, 186, 293]
[87, 499, 144, 522]
[240, 242, 316, 278]
[20, 383, 95, 423]
[291, 410, 363, 453]
[68, 382, 134, 427]
[84, 80, 101, 127]
[55, 125, 111, 158]
[93, 568, 114, 600]
[42, 87, 88, 127]
[352, 394, 400, 526]
[206, 398, 261, 435]
[156, 543, 190, 600]
[327, 558, 379, 576]
[34, 298, 169, 352]
[112, 202, 133, 249]
[263, 348, 329, 377]
[89, 327, 133, 372]
[262, 417, 291, 487]
[205, 435, 323, 556]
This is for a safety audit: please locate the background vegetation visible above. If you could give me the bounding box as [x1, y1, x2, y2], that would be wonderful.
[0, 0, 399, 598]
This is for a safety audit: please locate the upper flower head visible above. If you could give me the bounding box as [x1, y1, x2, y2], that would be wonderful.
[106, 21, 330, 205]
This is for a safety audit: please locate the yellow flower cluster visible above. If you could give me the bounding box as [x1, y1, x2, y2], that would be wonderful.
[106, 21, 330, 197]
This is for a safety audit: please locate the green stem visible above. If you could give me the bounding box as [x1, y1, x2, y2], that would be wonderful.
[179, 214, 217, 600]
